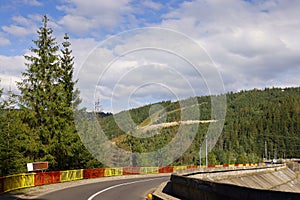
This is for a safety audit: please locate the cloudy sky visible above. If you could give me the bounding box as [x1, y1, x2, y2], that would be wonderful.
[0, 0, 299, 112]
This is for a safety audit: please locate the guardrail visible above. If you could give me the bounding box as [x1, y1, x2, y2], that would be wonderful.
[0, 163, 258, 194]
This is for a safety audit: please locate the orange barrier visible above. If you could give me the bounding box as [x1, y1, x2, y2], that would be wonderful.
[83, 168, 105, 179]
[122, 167, 140, 175]
[187, 165, 199, 169]
[159, 166, 174, 173]
[34, 171, 61, 186]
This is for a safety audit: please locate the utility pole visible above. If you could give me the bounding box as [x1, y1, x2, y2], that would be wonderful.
[265, 141, 267, 160]
[205, 135, 208, 168]
[199, 148, 201, 168]
[94, 98, 101, 114]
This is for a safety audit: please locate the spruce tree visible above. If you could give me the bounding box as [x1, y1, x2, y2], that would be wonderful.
[17, 15, 64, 168]
[59, 34, 102, 169]
[0, 84, 26, 176]
[53, 33, 82, 169]
[60, 33, 75, 108]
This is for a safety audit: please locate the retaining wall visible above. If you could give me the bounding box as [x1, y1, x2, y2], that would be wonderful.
[154, 165, 300, 200]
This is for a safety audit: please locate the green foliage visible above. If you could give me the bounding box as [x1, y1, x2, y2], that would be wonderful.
[0, 16, 100, 176]
[100, 87, 300, 166]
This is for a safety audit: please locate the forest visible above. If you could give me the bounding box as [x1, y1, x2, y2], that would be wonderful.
[98, 87, 300, 166]
[0, 15, 299, 176]
[0, 16, 102, 177]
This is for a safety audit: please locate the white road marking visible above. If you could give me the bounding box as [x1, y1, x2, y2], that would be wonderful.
[87, 177, 166, 200]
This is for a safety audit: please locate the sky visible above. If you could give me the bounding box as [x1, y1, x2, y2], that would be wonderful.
[0, 0, 300, 113]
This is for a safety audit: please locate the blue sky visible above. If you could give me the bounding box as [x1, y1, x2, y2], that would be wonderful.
[0, 0, 300, 112]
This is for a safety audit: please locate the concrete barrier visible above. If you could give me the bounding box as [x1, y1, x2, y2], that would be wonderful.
[170, 174, 300, 200]
[154, 165, 300, 200]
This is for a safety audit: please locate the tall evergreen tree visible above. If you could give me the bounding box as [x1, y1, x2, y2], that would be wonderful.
[0, 84, 26, 176]
[60, 33, 75, 108]
[15, 15, 100, 170]
[53, 32, 85, 169]
[17, 15, 67, 168]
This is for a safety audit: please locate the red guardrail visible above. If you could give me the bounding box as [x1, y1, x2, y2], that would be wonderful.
[34, 171, 61, 186]
[122, 167, 140, 175]
[187, 165, 199, 169]
[83, 168, 105, 179]
[158, 166, 174, 173]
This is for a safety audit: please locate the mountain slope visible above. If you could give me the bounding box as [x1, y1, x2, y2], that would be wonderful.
[98, 87, 300, 166]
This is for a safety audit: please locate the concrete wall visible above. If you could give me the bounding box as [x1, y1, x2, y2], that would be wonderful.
[287, 162, 300, 172]
[170, 175, 300, 200]
[154, 165, 300, 200]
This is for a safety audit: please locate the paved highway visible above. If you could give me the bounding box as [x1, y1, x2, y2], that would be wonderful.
[26, 176, 169, 200]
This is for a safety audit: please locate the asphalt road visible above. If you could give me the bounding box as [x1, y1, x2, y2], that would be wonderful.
[26, 176, 169, 200]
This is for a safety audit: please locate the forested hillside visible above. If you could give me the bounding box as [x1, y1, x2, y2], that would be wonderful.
[99, 87, 300, 166]
[1, 82, 299, 175]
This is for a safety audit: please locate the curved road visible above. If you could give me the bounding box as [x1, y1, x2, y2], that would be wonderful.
[30, 176, 169, 200]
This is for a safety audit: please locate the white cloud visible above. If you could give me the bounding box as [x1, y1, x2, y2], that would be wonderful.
[0, 55, 26, 93]
[1, 0, 300, 112]
[58, 15, 95, 35]
[1, 14, 41, 37]
[141, 0, 162, 10]
[57, 0, 134, 34]
[75, 28, 220, 112]
[70, 37, 99, 74]
[157, 0, 300, 92]
[20, 0, 42, 6]
[221, 28, 286, 58]
[0, 35, 10, 46]
[2, 25, 33, 37]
